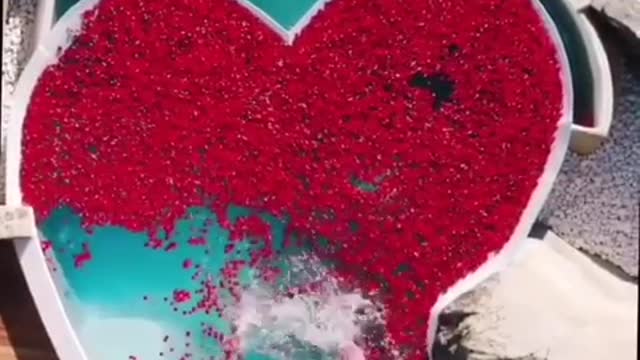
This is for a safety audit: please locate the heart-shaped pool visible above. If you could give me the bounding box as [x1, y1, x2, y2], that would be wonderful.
[6, 0, 573, 359]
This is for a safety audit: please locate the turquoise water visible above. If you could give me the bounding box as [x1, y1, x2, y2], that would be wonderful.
[538, 0, 595, 126]
[56, 0, 321, 30]
[41, 205, 336, 359]
[55, 0, 79, 21]
[247, 0, 320, 30]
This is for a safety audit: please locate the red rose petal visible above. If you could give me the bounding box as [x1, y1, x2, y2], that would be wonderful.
[21, 0, 562, 358]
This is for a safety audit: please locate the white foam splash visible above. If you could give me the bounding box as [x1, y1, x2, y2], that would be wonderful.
[234, 253, 375, 359]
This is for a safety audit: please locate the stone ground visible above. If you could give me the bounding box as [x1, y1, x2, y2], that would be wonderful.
[434, 228, 638, 360]
[540, 11, 639, 278]
[591, 0, 640, 38]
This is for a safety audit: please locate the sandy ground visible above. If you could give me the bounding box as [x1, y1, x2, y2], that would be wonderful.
[437, 231, 638, 360]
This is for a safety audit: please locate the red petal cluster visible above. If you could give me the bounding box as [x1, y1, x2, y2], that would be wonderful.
[21, 0, 562, 358]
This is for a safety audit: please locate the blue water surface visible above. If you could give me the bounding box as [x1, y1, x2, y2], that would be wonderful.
[41, 205, 335, 359]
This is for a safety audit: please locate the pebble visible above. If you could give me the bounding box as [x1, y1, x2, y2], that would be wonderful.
[540, 37, 640, 277]
[2, 1, 35, 202]
[2, 0, 36, 92]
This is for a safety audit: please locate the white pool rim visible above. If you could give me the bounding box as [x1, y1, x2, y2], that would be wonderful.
[4, 1, 573, 359]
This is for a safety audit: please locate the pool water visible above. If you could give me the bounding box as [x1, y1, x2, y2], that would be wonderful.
[242, 0, 321, 30]
[43, 205, 354, 359]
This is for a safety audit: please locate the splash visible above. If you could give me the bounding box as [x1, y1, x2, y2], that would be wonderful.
[235, 253, 379, 359]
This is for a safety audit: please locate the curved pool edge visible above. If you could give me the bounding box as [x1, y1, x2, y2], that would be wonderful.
[6, 51, 88, 360]
[426, 0, 574, 357]
[6, 1, 103, 359]
[569, 11, 615, 155]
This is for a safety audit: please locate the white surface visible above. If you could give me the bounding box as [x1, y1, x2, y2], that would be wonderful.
[238, 290, 371, 356]
[78, 315, 179, 360]
[33, 0, 55, 52]
[569, 12, 615, 145]
[3, 2, 100, 359]
[0, 205, 35, 239]
[339, 343, 365, 360]
[2, 0, 8, 29]
[236, 253, 372, 358]
[456, 232, 638, 360]
[567, 0, 593, 10]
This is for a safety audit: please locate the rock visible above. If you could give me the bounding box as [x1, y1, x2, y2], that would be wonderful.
[436, 232, 638, 360]
[592, 0, 640, 40]
[540, 12, 640, 277]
